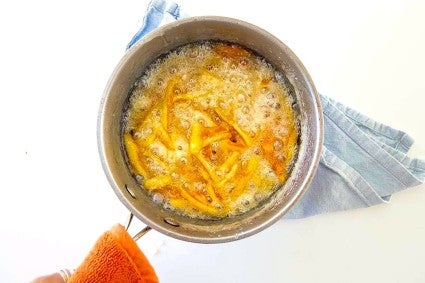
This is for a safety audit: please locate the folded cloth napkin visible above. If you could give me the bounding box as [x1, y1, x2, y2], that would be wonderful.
[67, 224, 158, 283]
[128, 0, 425, 219]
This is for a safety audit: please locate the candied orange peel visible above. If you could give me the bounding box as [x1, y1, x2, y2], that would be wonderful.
[123, 42, 298, 218]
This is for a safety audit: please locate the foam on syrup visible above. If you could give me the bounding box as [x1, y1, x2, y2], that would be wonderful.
[123, 42, 299, 219]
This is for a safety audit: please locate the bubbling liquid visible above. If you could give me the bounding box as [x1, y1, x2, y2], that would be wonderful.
[123, 42, 299, 219]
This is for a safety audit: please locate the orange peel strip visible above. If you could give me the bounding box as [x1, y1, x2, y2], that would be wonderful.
[232, 123, 253, 146]
[161, 78, 176, 128]
[230, 177, 249, 201]
[189, 122, 202, 154]
[123, 133, 149, 177]
[169, 198, 188, 210]
[230, 156, 259, 200]
[199, 167, 211, 181]
[195, 154, 219, 183]
[220, 141, 246, 152]
[206, 182, 222, 206]
[173, 93, 194, 102]
[135, 132, 156, 148]
[214, 109, 252, 146]
[218, 151, 239, 173]
[198, 169, 222, 206]
[217, 163, 239, 188]
[155, 125, 175, 150]
[202, 132, 231, 147]
[178, 187, 224, 216]
[144, 175, 171, 190]
[145, 152, 169, 172]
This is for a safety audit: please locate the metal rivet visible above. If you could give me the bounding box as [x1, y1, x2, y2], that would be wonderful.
[125, 184, 137, 199]
[163, 218, 180, 227]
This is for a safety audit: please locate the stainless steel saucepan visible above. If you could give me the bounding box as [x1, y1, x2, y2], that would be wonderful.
[98, 16, 323, 243]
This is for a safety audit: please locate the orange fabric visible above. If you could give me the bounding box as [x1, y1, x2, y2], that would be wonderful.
[68, 224, 159, 283]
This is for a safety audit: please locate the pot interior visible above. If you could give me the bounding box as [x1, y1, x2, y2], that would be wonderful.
[98, 16, 323, 243]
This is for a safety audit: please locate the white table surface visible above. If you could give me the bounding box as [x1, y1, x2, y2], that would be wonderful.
[1, 0, 424, 282]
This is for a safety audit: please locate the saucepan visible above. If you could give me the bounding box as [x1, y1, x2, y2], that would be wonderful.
[97, 16, 323, 243]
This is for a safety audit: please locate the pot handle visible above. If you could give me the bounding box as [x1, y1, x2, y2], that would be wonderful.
[125, 212, 152, 241]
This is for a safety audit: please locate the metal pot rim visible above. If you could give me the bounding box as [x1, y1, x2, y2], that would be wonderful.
[98, 16, 323, 243]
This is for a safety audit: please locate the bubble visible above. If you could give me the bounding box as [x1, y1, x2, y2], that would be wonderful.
[157, 79, 164, 86]
[194, 182, 205, 190]
[169, 67, 177, 74]
[226, 183, 236, 191]
[136, 79, 147, 88]
[275, 72, 284, 81]
[231, 64, 237, 69]
[152, 193, 164, 203]
[181, 120, 190, 129]
[174, 88, 182, 95]
[274, 140, 283, 150]
[152, 148, 159, 155]
[177, 145, 183, 150]
[180, 157, 188, 164]
[238, 118, 248, 128]
[249, 131, 256, 138]
[189, 50, 198, 58]
[254, 147, 261, 155]
[276, 152, 285, 161]
[163, 202, 172, 210]
[254, 193, 264, 202]
[135, 175, 144, 183]
[240, 59, 248, 66]
[206, 196, 213, 203]
[277, 128, 288, 136]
